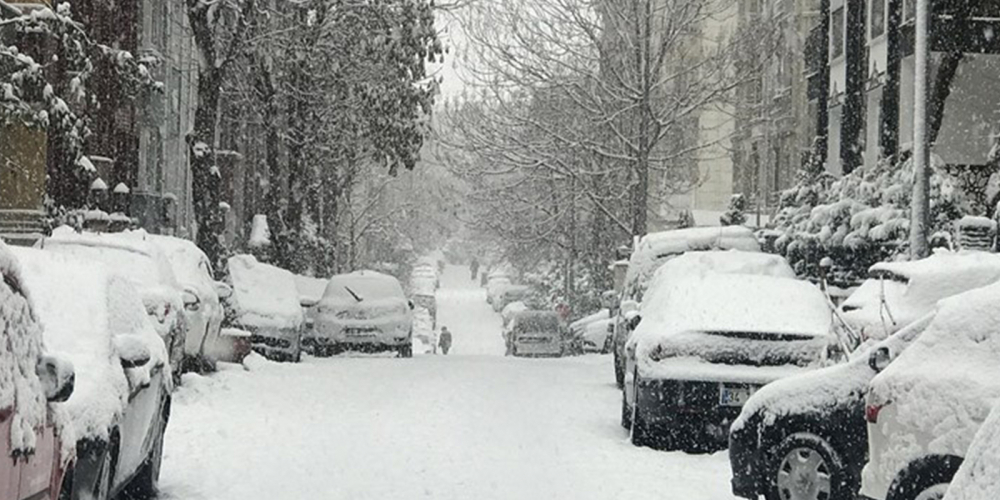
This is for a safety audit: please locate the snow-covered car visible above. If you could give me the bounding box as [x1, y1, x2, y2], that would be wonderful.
[840, 251, 1000, 340]
[612, 227, 761, 388]
[501, 300, 527, 329]
[485, 274, 512, 305]
[15, 247, 171, 500]
[147, 234, 235, 369]
[492, 284, 530, 313]
[0, 244, 76, 500]
[570, 309, 613, 353]
[505, 311, 566, 357]
[226, 254, 305, 362]
[294, 274, 329, 337]
[40, 227, 187, 382]
[729, 314, 932, 500]
[860, 281, 1000, 500]
[942, 400, 1000, 500]
[624, 273, 835, 451]
[729, 251, 1000, 500]
[411, 262, 439, 291]
[310, 270, 414, 358]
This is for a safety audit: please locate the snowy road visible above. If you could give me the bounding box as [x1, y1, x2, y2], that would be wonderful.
[159, 266, 739, 500]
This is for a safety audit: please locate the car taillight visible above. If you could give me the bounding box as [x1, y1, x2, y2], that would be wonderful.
[865, 403, 884, 424]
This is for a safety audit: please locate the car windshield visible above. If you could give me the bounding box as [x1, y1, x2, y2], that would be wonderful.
[325, 275, 404, 302]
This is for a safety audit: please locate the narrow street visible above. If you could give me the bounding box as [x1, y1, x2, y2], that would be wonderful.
[159, 266, 737, 500]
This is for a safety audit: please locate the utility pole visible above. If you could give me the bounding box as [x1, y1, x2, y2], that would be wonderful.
[909, 0, 930, 258]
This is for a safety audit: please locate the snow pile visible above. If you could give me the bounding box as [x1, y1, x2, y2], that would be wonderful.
[623, 227, 760, 300]
[842, 250, 1000, 339]
[864, 281, 1000, 489]
[294, 274, 329, 307]
[0, 243, 48, 455]
[945, 400, 1000, 500]
[412, 307, 436, 353]
[501, 300, 527, 327]
[13, 248, 168, 445]
[227, 254, 304, 330]
[248, 214, 271, 248]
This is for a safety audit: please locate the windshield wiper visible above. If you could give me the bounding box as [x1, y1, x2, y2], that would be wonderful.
[344, 286, 363, 302]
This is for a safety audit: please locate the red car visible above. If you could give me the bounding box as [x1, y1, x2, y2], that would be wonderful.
[0, 243, 76, 500]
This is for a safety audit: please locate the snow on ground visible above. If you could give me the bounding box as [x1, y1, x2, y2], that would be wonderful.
[159, 265, 738, 500]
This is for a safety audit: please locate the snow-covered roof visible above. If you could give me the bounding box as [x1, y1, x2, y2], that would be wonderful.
[294, 274, 328, 306]
[227, 254, 303, 330]
[13, 247, 167, 442]
[633, 274, 831, 359]
[43, 226, 180, 291]
[322, 270, 406, 306]
[624, 227, 760, 299]
[642, 250, 794, 310]
[868, 280, 1000, 470]
[0, 242, 49, 454]
[945, 399, 1000, 500]
[842, 251, 1000, 339]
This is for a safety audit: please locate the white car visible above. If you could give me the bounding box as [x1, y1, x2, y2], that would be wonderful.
[40, 226, 187, 382]
[506, 311, 566, 357]
[15, 247, 171, 500]
[943, 399, 1000, 500]
[569, 309, 613, 353]
[227, 254, 305, 362]
[310, 270, 414, 357]
[147, 234, 234, 369]
[860, 281, 1000, 500]
[624, 272, 836, 451]
[841, 251, 1000, 340]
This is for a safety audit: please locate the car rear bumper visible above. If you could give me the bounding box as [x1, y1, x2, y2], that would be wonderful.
[513, 341, 562, 356]
[635, 378, 748, 441]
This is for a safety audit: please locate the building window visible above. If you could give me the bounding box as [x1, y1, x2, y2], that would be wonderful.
[871, 0, 886, 39]
[831, 6, 845, 59]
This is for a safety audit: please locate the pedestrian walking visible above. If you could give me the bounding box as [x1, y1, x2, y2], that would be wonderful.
[470, 258, 480, 281]
[438, 326, 453, 355]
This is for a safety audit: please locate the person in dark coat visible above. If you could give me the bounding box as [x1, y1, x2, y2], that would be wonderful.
[438, 326, 453, 355]
[470, 258, 480, 281]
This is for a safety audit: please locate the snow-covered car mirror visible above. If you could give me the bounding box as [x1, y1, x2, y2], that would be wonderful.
[601, 290, 618, 310]
[214, 281, 233, 300]
[869, 345, 891, 372]
[114, 335, 152, 369]
[36, 355, 75, 403]
[182, 289, 201, 311]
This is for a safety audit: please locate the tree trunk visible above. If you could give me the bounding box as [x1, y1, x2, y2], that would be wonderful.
[191, 67, 224, 275]
[928, 51, 964, 147]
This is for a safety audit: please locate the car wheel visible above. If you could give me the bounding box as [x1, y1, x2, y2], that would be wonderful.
[886, 456, 963, 500]
[620, 390, 632, 430]
[398, 344, 413, 358]
[613, 350, 625, 389]
[764, 433, 848, 500]
[125, 415, 167, 498]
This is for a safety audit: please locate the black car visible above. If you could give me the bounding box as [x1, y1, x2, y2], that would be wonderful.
[729, 317, 930, 500]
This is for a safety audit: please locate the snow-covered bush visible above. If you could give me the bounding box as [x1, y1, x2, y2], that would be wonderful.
[773, 155, 966, 285]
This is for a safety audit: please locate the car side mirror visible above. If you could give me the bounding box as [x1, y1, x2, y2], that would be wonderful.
[214, 281, 233, 300]
[869, 346, 891, 373]
[36, 355, 74, 403]
[114, 335, 152, 369]
[182, 289, 200, 311]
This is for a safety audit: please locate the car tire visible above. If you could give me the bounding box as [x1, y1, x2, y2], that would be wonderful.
[620, 390, 632, 430]
[764, 433, 849, 500]
[886, 455, 963, 500]
[613, 350, 625, 389]
[398, 344, 413, 358]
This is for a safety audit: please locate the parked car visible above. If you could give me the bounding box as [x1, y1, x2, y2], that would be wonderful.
[294, 274, 329, 338]
[226, 254, 305, 362]
[492, 284, 530, 313]
[505, 310, 566, 357]
[485, 274, 512, 305]
[860, 281, 1000, 500]
[569, 309, 613, 353]
[309, 270, 414, 357]
[840, 251, 1000, 340]
[0, 244, 76, 500]
[40, 227, 187, 382]
[729, 251, 1000, 500]
[612, 227, 761, 388]
[147, 234, 234, 369]
[624, 273, 835, 451]
[15, 247, 170, 500]
[942, 399, 1000, 500]
[411, 262, 439, 291]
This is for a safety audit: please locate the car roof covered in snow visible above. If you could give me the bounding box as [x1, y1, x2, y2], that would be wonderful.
[869, 281, 1000, 458]
[13, 247, 167, 442]
[634, 274, 831, 348]
[624, 226, 760, 299]
[841, 250, 1000, 339]
[144, 233, 213, 285]
[42, 226, 180, 290]
[227, 254, 304, 330]
[294, 274, 329, 307]
[642, 250, 794, 310]
[323, 270, 406, 305]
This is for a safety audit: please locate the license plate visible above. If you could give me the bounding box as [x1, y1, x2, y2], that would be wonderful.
[719, 384, 756, 407]
[345, 327, 377, 337]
